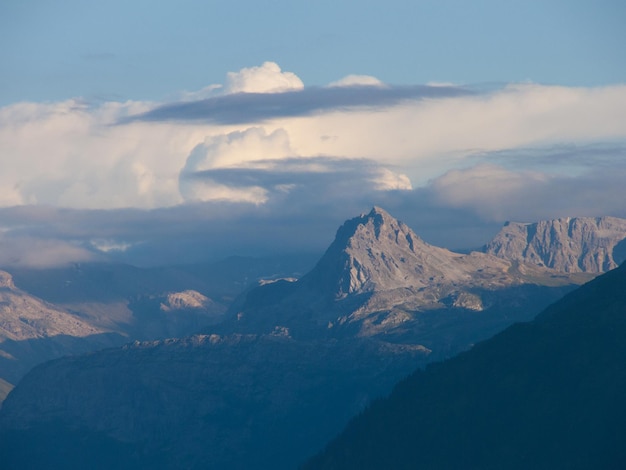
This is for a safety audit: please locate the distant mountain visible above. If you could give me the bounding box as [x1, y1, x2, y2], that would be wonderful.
[304, 262, 626, 470]
[0, 270, 125, 387]
[227, 207, 593, 347]
[0, 256, 314, 392]
[484, 216, 626, 272]
[0, 207, 610, 469]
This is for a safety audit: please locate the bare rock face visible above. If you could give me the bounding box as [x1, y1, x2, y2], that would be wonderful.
[0, 270, 125, 386]
[302, 207, 470, 297]
[160, 290, 215, 312]
[484, 217, 626, 273]
[0, 271, 103, 342]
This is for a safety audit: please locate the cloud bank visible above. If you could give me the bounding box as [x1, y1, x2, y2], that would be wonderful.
[1, 62, 626, 267]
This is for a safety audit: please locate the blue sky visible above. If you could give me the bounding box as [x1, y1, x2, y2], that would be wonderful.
[0, 1, 625, 267]
[1, 0, 625, 105]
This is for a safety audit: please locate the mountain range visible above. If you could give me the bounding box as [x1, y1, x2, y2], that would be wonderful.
[1, 208, 625, 468]
[0, 255, 316, 397]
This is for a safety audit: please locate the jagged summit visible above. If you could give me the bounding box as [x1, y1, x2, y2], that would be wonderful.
[301, 207, 463, 298]
[484, 216, 626, 273]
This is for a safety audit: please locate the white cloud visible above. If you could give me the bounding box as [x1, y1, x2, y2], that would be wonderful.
[179, 127, 295, 203]
[183, 127, 294, 171]
[225, 62, 304, 94]
[370, 167, 412, 191]
[1, 62, 626, 216]
[0, 99, 213, 209]
[328, 75, 385, 88]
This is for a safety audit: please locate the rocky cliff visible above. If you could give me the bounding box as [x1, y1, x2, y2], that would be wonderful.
[484, 216, 626, 273]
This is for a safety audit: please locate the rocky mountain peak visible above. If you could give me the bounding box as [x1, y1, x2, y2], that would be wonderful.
[484, 216, 626, 273]
[300, 208, 459, 298]
[329, 206, 419, 252]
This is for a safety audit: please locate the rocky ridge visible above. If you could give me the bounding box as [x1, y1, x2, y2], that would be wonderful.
[230, 207, 594, 340]
[484, 216, 626, 272]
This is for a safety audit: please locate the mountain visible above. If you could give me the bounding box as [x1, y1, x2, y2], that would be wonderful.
[0, 270, 125, 387]
[303, 262, 626, 470]
[0, 334, 426, 470]
[227, 207, 592, 349]
[0, 256, 315, 393]
[484, 216, 626, 272]
[0, 207, 609, 469]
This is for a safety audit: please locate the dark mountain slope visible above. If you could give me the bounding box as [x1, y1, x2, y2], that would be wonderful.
[304, 263, 626, 470]
[0, 335, 424, 470]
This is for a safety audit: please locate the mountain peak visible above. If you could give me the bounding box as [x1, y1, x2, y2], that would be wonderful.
[367, 205, 391, 218]
[301, 208, 457, 298]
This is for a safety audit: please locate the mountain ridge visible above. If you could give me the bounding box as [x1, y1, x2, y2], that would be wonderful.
[484, 216, 626, 272]
[227, 207, 596, 340]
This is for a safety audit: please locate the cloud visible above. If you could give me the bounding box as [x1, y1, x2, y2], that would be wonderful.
[0, 156, 413, 267]
[2, 62, 626, 266]
[0, 99, 211, 209]
[186, 156, 412, 201]
[430, 146, 626, 222]
[178, 128, 413, 203]
[131, 83, 469, 125]
[1, 144, 625, 268]
[179, 127, 295, 203]
[2, 70, 626, 213]
[0, 234, 95, 268]
[178, 84, 223, 101]
[328, 75, 385, 88]
[224, 61, 304, 94]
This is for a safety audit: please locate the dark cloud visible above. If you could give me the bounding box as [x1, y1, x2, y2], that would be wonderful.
[124, 85, 473, 125]
[187, 156, 390, 188]
[469, 142, 626, 171]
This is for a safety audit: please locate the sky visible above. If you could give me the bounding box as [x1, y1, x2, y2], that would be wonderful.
[0, 1, 625, 268]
